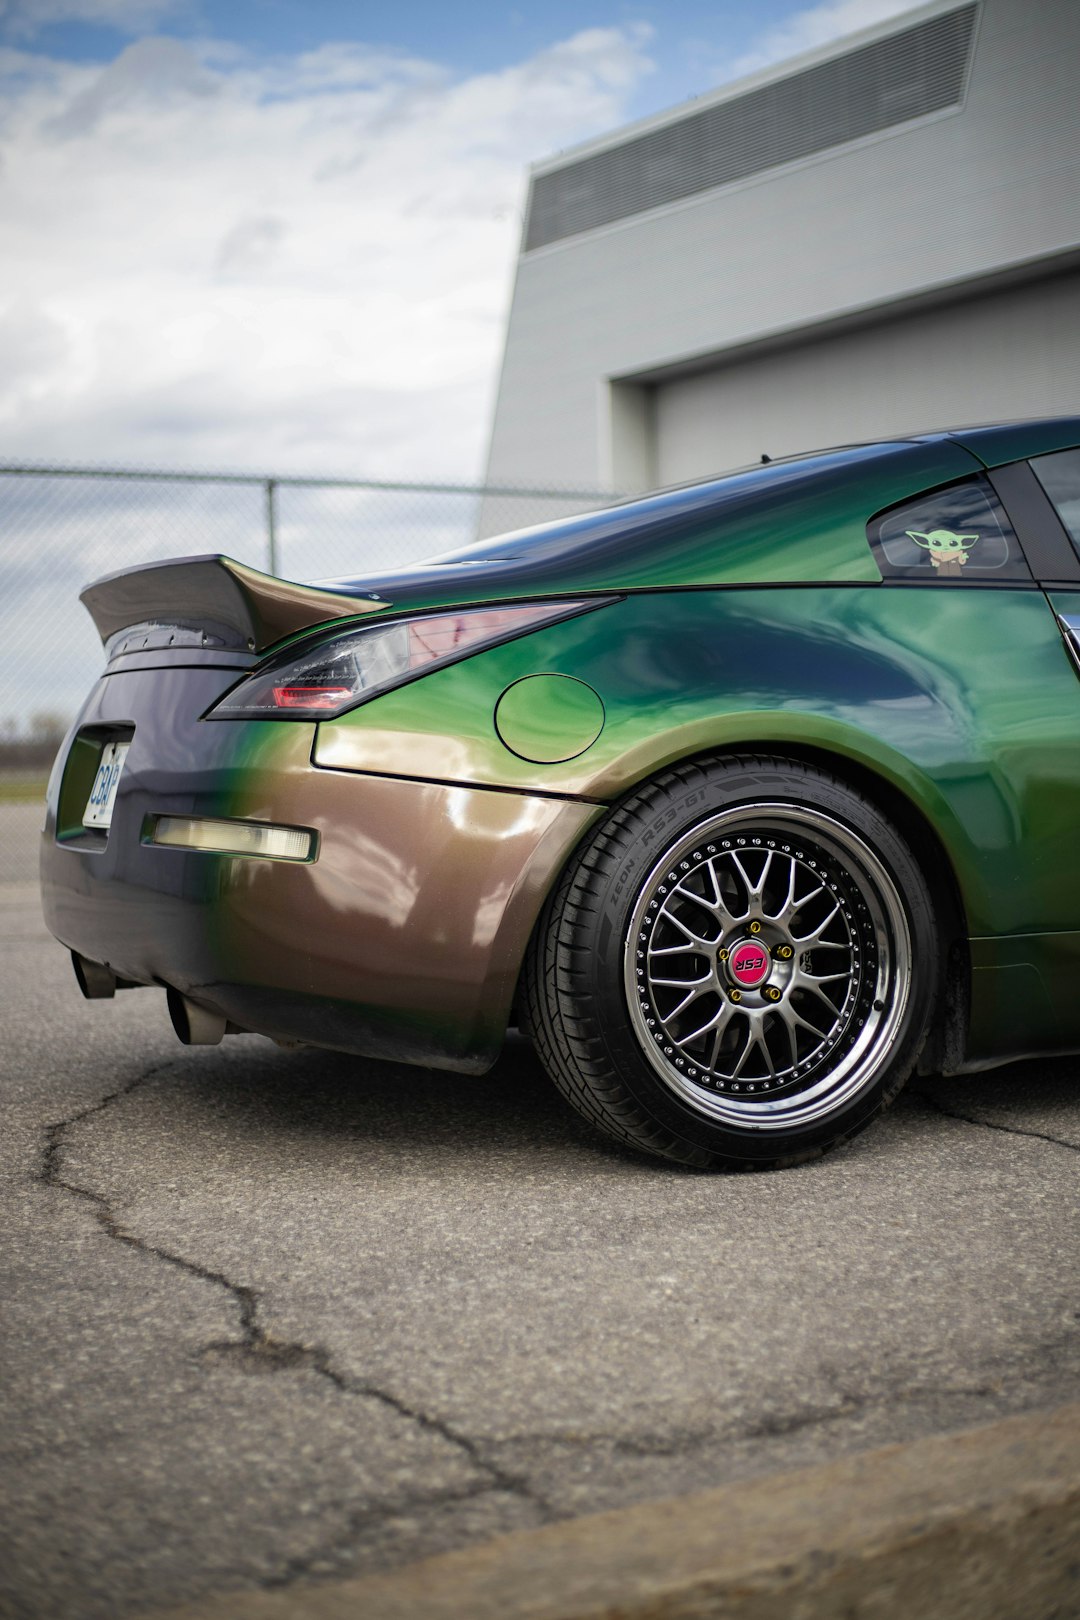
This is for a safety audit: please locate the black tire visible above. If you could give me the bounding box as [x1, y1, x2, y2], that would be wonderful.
[523, 754, 938, 1170]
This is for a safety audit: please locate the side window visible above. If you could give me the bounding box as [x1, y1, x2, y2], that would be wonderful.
[867, 476, 1030, 583]
[1030, 449, 1080, 554]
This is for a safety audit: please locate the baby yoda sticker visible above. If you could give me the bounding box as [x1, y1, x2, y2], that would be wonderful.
[906, 527, 980, 578]
[874, 481, 1019, 579]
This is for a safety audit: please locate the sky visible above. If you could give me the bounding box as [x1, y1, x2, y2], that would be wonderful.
[0, 0, 928, 487]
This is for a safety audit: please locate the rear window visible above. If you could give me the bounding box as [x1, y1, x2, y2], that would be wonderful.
[867, 476, 1030, 583]
[1030, 448, 1080, 553]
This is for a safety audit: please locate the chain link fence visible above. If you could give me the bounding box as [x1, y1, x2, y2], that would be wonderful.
[0, 465, 611, 877]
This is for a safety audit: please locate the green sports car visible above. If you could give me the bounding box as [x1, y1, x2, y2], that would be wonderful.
[40, 418, 1080, 1169]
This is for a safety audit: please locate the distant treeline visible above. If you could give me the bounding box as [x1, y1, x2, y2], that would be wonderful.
[0, 713, 68, 772]
[0, 738, 62, 772]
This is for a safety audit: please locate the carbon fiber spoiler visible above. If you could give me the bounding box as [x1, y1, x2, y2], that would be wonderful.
[79, 554, 384, 653]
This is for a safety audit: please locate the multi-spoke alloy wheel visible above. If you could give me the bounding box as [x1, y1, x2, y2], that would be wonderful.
[524, 756, 938, 1169]
[625, 806, 909, 1130]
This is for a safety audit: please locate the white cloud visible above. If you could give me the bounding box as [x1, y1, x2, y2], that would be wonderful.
[724, 0, 924, 81]
[44, 33, 218, 134]
[0, 25, 653, 480]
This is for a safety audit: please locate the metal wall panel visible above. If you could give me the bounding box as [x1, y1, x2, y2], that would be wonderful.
[651, 268, 1080, 485]
[524, 5, 977, 251]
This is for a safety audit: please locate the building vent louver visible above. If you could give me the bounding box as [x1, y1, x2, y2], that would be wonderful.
[524, 4, 978, 251]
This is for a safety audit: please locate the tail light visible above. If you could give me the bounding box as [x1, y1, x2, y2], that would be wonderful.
[205, 599, 610, 721]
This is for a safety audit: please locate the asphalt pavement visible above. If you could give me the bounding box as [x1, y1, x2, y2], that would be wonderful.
[2, 800, 1079, 1619]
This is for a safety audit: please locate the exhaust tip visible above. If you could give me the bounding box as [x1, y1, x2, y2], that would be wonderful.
[71, 951, 116, 1000]
[167, 987, 227, 1046]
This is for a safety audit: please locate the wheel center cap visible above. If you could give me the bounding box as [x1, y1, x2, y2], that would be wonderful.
[727, 938, 772, 988]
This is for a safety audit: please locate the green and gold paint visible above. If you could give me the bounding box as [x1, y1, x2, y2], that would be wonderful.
[40, 418, 1080, 1077]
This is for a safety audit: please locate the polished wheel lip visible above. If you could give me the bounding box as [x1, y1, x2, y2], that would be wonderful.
[623, 803, 911, 1132]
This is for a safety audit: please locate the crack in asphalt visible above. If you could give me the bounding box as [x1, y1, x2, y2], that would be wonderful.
[40, 1060, 264, 1341]
[273, 1345, 1080, 1609]
[591, 1402, 857, 1459]
[916, 1087, 1080, 1153]
[40, 1063, 171, 1187]
[490, 1410, 855, 1461]
[38, 1065, 1076, 1593]
[38, 1062, 550, 1584]
[261, 1479, 542, 1591]
[484, 1338, 1080, 1465]
[200, 1335, 548, 1519]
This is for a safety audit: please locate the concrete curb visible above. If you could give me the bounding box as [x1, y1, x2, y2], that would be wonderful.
[151, 1401, 1080, 1620]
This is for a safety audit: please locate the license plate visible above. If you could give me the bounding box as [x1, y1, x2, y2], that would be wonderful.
[83, 741, 130, 829]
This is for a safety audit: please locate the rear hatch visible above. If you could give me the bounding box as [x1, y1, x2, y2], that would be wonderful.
[52, 556, 384, 847]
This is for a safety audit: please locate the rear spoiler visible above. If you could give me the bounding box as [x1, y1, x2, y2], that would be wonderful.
[79, 554, 384, 653]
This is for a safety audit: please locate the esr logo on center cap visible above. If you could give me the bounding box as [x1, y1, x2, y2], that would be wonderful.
[729, 940, 771, 988]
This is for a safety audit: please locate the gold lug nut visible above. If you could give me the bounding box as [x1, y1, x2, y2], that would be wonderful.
[776, 944, 793, 960]
[718, 948, 729, 962]
[748, 920, 762, 935]
[766, 986, 782, 1002]
[729, 988, 743, 1003]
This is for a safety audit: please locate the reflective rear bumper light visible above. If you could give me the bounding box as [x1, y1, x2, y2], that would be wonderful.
[149, 816, 315, 862]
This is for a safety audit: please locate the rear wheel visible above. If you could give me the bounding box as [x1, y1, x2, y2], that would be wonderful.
[523, 755, 938, 1169]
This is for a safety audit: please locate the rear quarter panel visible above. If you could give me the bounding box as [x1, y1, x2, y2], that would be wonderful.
[317, 584, 1080, 944]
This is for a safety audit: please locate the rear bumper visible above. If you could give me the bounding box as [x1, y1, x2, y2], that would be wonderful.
[40, 667, 600, 1072]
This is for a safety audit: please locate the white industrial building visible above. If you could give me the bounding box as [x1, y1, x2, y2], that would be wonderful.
[482, 0, 1080, 516]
